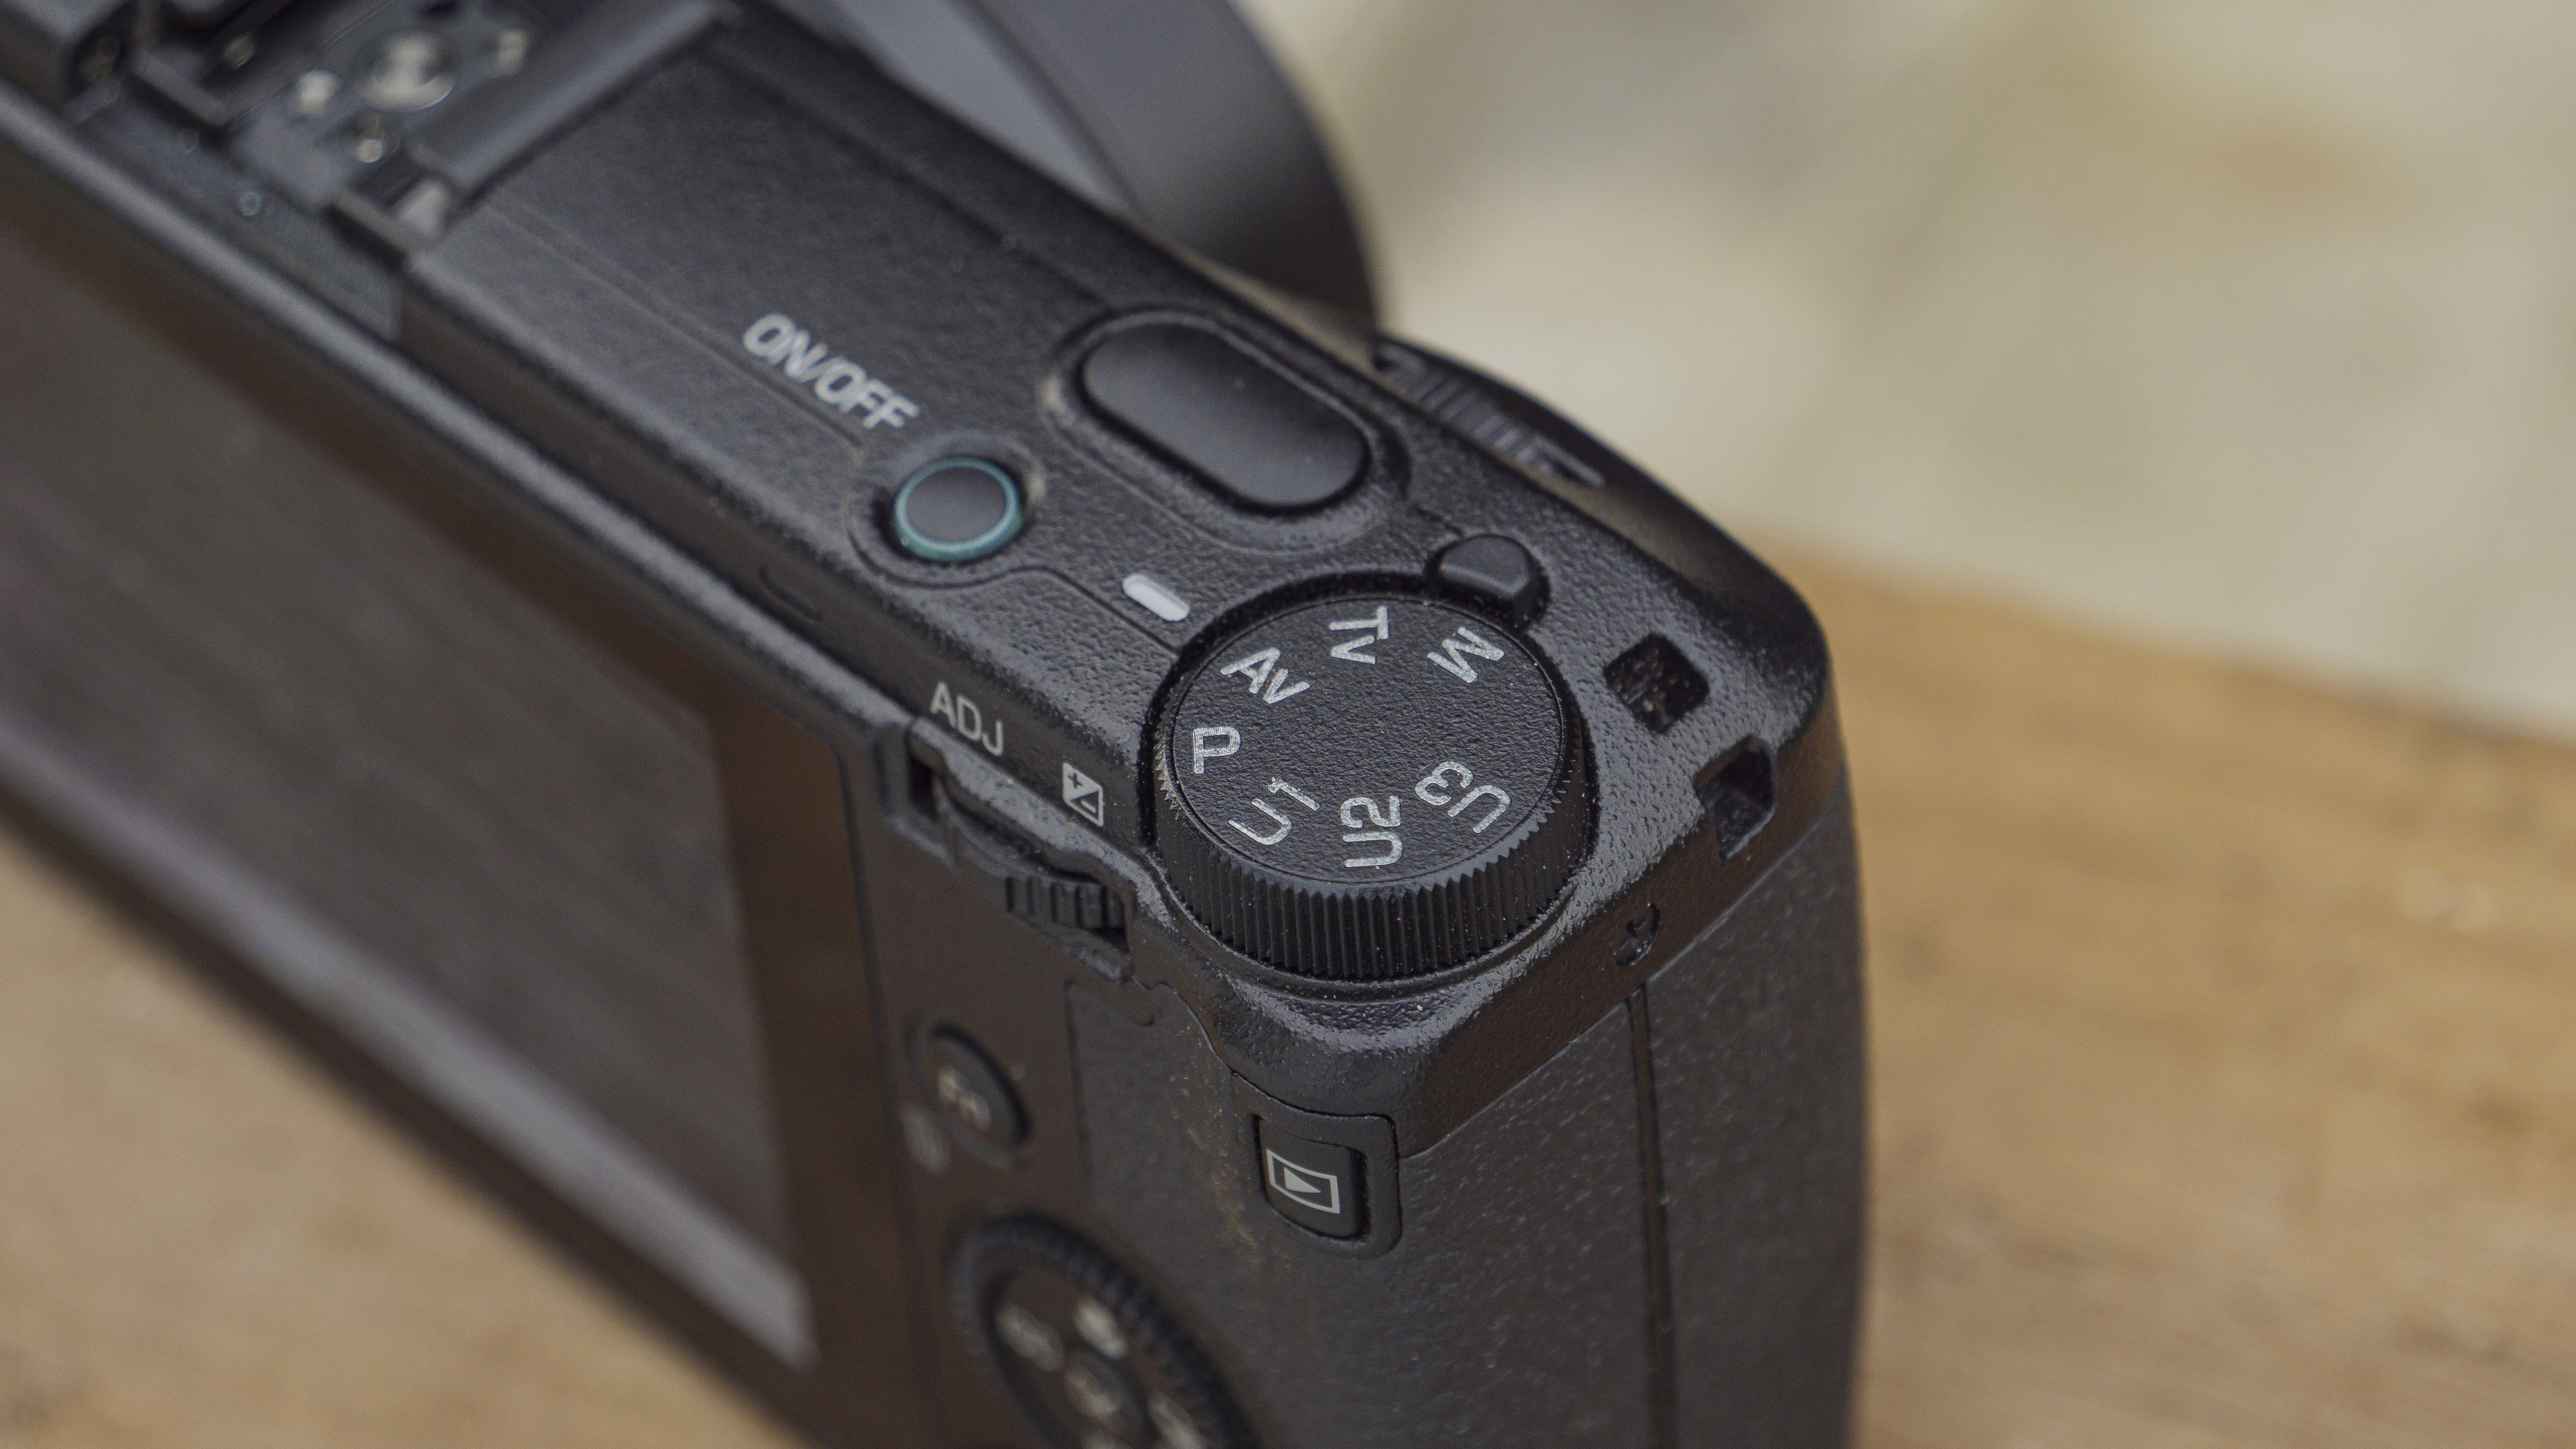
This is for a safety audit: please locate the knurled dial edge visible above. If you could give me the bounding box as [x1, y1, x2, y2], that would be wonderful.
[1154, 594, 1589, 982]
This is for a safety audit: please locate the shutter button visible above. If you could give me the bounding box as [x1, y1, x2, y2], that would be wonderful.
[1082, 324, 1365, 512]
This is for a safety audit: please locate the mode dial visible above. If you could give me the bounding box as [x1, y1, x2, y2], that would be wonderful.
[1155, 595, 1588, 981]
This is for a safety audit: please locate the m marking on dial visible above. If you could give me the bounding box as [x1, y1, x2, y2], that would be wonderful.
[1427, 625, 1506, 683]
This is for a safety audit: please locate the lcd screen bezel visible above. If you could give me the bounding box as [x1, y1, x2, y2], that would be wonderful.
[0, 96, 931, 1448]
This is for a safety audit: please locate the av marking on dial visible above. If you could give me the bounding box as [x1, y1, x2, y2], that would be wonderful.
[1155, 596, 1591, 981]
[1217, 646, 1309, 703]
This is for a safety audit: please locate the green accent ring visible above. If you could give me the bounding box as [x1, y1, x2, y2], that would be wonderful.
[894, 458, 1024, 562]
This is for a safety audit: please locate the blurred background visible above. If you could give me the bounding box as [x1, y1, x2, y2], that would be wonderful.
[5, 4, 2572, 1445]
[1241, 0, 2576, 736]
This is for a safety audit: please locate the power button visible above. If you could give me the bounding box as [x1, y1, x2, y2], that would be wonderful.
[894, 458, 1023, 561]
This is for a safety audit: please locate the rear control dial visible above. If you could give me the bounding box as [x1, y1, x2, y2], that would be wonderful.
[1155, 595, 1588, 981]
[956, 1219, 1247, 1449]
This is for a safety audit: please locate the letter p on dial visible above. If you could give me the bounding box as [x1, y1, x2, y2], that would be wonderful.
[1192, 726, 1241, 775]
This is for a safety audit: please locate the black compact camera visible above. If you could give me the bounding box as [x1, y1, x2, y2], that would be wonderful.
[0, 0, 1865, 1444]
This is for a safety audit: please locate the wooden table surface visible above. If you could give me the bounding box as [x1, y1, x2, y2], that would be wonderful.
[1, 554, 2569, 1448]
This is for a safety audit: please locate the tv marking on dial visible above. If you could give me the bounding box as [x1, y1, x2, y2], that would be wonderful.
[1327, 605, 1390, 663]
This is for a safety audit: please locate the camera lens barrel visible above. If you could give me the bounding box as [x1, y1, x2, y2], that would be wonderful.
[1154, 595, 1589, 982]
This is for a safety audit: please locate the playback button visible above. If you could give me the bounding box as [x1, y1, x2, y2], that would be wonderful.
[1257, 1123, 1364, 1238]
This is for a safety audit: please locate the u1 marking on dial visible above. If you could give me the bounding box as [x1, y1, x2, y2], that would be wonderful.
[1210, 763, 1513, 871]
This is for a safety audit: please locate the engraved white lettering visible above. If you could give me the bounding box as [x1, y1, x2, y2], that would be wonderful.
[743, 314, 798, 357]
[741, 311, 920, 428]
[1230, 799, 1294, 846]
[1219, 647, 1311, 704]
[1339, 796, 1402, 868]
[1268, 778, 1320, 811]
[1414, 761, 1472, 808]
[930, 681, 1004, 756]
[1426, 625, 1506, 683]
[1327, 605, 1391, 664]
[1415, 761, 1510, 832]
[780, 333, 833, 381]
[1453, 784, 1509, 832]
[1191, 726, 1241, 774]
[810, 359, 869, 401]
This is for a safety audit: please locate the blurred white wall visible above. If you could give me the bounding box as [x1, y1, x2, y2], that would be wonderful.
[1240, 0, 2576, 736]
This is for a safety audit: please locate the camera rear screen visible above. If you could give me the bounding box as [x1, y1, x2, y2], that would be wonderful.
[0, 210, 827, 1363]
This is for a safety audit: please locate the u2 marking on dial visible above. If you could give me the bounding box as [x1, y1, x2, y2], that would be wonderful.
[1208, 765, 1515, 871]
[1338, 796, 1403, 867]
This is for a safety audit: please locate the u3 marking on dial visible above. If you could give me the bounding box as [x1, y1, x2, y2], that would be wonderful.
[1214, 764, 1512, 871]
[1413, 760, 1510, 832]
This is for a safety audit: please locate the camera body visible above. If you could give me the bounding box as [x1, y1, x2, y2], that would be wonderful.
[0, 1, 1865, 1446]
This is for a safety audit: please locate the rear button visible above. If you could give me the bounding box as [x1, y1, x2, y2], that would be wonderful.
[1257, 1123, 1363, 1238]
[925, 1028, 1026, 1154]
[1433, 534, 1546, 625]
[1083, 324, 1365, 513]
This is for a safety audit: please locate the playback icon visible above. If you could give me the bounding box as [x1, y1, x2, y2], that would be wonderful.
[1256, 1124, 1362, 1238]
